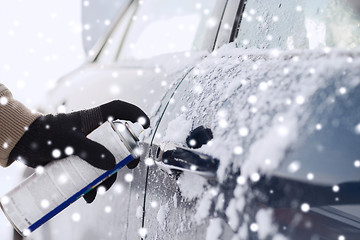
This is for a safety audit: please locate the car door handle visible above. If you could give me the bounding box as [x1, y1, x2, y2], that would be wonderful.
[152, 142, 219, 179]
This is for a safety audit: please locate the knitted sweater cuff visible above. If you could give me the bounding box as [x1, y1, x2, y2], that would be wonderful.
[0, 84, 42, 167]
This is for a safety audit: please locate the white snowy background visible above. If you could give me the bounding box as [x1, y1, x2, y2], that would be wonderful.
[0, 0, 84, 238]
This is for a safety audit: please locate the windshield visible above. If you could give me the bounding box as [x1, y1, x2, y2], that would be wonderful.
[116, 0, 219, 61]
[236, 0, 360, 50]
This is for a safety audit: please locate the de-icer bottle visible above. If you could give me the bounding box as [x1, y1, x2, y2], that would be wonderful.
[0, 120, 144, 237]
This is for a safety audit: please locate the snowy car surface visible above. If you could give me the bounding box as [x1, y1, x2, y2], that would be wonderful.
[28, 0, 360, 240]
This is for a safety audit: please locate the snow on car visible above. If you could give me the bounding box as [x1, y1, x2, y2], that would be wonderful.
[27, 0, 360, 240]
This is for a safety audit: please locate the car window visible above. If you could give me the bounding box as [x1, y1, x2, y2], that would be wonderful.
[236, 0, 360, 50]
[116, 0, 219, 61]
[81, 0, 131, 54]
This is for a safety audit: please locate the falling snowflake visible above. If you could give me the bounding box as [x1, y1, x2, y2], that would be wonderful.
[138, 227, 148, 238]
[40, 199, 50, 209]
[301, 203, 310, 212]
[97, 186, 106, 195]
[249, 223, 259, 232]
[65, 146, 74, 156]
[125, 173, 134, 182]
[72, 212, 81, 222]
[354, 160, 360, 168]
[0, 96, 8, 105]
[52, 149, 61, 158]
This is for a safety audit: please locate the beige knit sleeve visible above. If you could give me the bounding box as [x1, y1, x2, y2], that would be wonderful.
[0, 84, 42, 167]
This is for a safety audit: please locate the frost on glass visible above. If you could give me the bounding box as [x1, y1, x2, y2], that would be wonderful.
[117, 0, 218, 61]
[81, 0, 131, 53]
[236, 0, 360, 50]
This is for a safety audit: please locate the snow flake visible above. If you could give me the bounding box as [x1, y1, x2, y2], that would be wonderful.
[219, 119, 228, 128]
[236, 176, 246, 185]
[110, 85, 120, 95]
[316, 124, 322, 130]
[96, 186, 106, 196]
[125, 173, 134, 182]
[104, 206, 112, 213]
[339, 87, 347, 95]
[272, 16, 279, 22]
[57, 105, 66, 113]
[296, 5, 303, 12]
[138, 228, 148, 238]
[113, 183, 124, 194]
[295, 95, 305, 105]
[247, 95, 257, 104]
[0, 97, 9, 105]
[277, 125, 289, 137]
[332, 185, 340, 192]
[36, 166, 44, 174]
[266, 35, 273, 41]
[249, 223, 259, 232]
[150, 201, 158, 208]
[347, 57, 353, 63]
[22, 229, 31, 237]
[354, 123, 360, 134]
[254, 16, 262, 23]
[2, 142, 8, 149]
[83, 24, 91, 30]
[52, 149, 61, 158]
[259, 81, 268, 91]
[104, 19, 111, 26]
[287, 161, 301, 173]
[189, 139, 197, 147]
[301, 203, 310, 212]
[83, 1, 89, 7]
[111, 72, 119, 78]
[234, 146, 243, 155]
[145, 158, 154, 166]
[242, 39, 249, 45]
[58, 174, 68, 184]
[1, 196, 10, 205]
[250, 172, 260, 182]
[307, 173, 314, 180]
[40, 199, 50, 209]
[137, 116, 147, 126]
[338, 235, 346, 240]
[65, 146, 74, 156]
[203, 9, 210, 15]
[354, 160, 360, 168]
[239, 127, 249, 137]
[206, 18, 217, 28]
[72, 212, 81, 222]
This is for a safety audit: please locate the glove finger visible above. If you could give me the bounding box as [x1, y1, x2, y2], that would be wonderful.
[83, 189, 97, 203]
[127, 157, 140, 169]
[82, 173, 117, 204]
[101, 173, 117, 191]
[70, 133, 116, 170]
[100, 100, 150, 129]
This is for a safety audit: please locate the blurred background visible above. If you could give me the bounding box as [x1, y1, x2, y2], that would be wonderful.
[0, 0, 83, 238]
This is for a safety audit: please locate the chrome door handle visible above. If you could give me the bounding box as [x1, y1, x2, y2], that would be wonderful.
[152, 142, 219, 179]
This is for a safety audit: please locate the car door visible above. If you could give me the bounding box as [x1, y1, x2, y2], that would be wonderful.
[140, 1, 246, 239]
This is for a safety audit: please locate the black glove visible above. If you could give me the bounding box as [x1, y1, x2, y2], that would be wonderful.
[9, 100, 150, 203]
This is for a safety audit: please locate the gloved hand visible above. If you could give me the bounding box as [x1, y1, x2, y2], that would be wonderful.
[9, 100, 150, 203]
